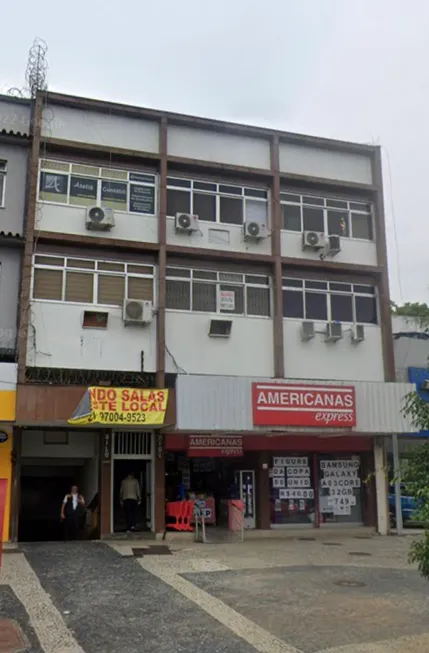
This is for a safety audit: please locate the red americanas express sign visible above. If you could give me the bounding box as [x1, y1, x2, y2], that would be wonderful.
[188, 435, 243, 458]
[252, 383, 356, 428]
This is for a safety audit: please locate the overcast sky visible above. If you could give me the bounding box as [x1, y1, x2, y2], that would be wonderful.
[1, 0, 427, 305]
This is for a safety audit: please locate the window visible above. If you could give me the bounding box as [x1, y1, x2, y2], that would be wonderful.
[166, 267, 271, 317]
[0, 161, 6, 207]
[282, 277, 378, 324]
[280, 192, 373, 241]
[32, 255, 155, 307]
[38, 160, 157, 215]
[166, 177, 268, 226]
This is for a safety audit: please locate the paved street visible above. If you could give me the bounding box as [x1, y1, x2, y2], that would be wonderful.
[1, 533, 429, 653]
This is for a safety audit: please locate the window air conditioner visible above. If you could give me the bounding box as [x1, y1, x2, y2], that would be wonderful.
[325, 322, 343, 342]
[351, 324, 365, 343]
[86, 206, 115, 231]
[243, 219, 268, 241]
[175, 213, 199, 233]
[122, 300, 153, 325]
[302, 231, 326, 250]
[301, 321, 315, 341]
[327, 235, 341, 255]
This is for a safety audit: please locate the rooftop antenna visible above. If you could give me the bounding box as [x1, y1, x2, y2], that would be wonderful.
[25, 37, 48, 98]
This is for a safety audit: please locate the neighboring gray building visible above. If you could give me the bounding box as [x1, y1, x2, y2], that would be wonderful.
[0, 95, 31, 363]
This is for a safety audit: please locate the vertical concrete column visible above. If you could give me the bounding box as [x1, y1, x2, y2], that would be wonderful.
[100, 431, 112, 537]
[374, 437, 389, 535]
[256, 452, 270, 530]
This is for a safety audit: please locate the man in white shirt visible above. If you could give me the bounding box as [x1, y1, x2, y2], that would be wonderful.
[120, 473, 141, 532]
[61, 485, 85, 540]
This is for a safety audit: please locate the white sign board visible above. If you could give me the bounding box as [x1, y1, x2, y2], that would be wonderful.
[279, 488, 314, 500]
[272, 477, 285, 488]
[286, 466, 310, 477]
[274, 457, 308, 467]
[219, 290, 235, 311]
[287, 477, 311, 488]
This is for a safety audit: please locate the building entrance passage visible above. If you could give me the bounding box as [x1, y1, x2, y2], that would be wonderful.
[112, 432, 153, 533]
[18, 430, 100, 542]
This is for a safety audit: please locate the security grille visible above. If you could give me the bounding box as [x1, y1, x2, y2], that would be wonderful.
[113, 431, 152, 459]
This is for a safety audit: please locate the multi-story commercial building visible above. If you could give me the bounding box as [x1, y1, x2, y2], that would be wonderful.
[0, 95, 31, 541]
[7, 91, 417, 542]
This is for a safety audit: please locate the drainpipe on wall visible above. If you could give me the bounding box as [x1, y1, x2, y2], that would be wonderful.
[374, 437, 389, 535]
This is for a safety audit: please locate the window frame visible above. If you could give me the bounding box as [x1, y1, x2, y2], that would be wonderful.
[31, 254, 156, 308]
[281, 276, 378, 325]
[166, 266, 272, 318]
[166, 177, 269, 227]
[37, 159, 157, 216]
[0, 161, 7, 208]
[280, 191, 374, 242]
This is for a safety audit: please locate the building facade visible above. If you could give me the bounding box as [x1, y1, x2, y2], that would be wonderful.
[0, 95, 31, 541]
[7, 91, 416, 542]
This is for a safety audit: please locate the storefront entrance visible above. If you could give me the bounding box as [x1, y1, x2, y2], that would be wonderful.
[111, 431, 154, 533]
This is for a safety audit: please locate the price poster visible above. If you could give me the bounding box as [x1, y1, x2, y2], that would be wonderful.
[319, 459, 361, 516]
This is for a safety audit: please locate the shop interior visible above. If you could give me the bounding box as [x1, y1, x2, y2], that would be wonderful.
[165, 452, 249, 528]
[112, 459, 152, 532]
[18, 429, 100, 541]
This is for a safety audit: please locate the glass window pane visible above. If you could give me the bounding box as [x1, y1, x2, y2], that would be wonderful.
[193, 193, 216, 222]
[220, 284, 244, 314]
[245, 199, 267, 224]
[303, 207, 324, 232]
[35, 255, 64, 266]
[219, 184, 242, 195]
[97, 261, 125, 272]
[67, 259, 96, 270]
[33, 269, 63, 300]
[247, 286, 270, 316]
[192, 282, 216, 312]
[167, 189, 191, 216]
[326, 199, 347, 209]
[327, 210, 349, 237]
[330, 282, 352, 292]
[349, 202, 370, 211]
[166, 178, 191, 188]
[65, 272, 94, 303]
[244, 188, 267, 199]
[282, 204, 301, 231]
[97, 275, 125, 306]
[353, 285, 374, 295]
[305, 292, 327, 320]
[220, 196, 243, 225]
[193, 270, 218, 281]
[351, 213, 373, 240]
[303, 196, 324, 206]
[282, 278, 303, 288]
[128, 277, 153, 301]
[218, 272, 242, 283]
[282, 289, 304, 318]
[193, 181, 217, 191]
[355, 295, 377, 324]
[166, 279, 190, 310]
[330, 293, 353, 322]
[305, 280, 328, 290]
[270, 454, 315, 526]
[166, 267, 191, 278]
[245, 275, 269, 285]
[280, 193, 300, 203]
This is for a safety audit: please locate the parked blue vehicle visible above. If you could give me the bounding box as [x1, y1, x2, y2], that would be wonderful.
[388, 484, 420, 526]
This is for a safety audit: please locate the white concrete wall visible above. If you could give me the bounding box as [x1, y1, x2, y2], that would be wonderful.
[27, 301, 157, 372]
[37, 203, 158, 243]
[167, 125, 271, 169]
[279, 143, 373, 185]
[0, 98, 30, 134]
[0, 362, 17, 390]
[166, 218, 272, 254]
[283, 321, 384, 381]
[280, 231, 377, 266]
[374, 438, 389, 535]
[21, 430, 96, 458]
[165, 311, 274, 376]
[43, 105, 159, 153]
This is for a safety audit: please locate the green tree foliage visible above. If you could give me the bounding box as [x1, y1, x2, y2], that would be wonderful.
[391, 301, 429, 330]
[402, 394, 429, 578]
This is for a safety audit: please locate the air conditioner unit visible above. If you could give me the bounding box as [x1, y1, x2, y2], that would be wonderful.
[327, 235, 341, 255]
[175, 213, 199, 233]
[351, 324, 365, 343]
[301, 321, 315, 341]
[302, 231, 326, 250]
[86, 206, 115, 231]
[325, 322, 343, 342]
[244, 220, 268, 241]
[122, 299, 153, 325]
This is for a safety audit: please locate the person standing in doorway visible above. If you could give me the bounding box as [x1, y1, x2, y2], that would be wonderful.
[61, 485, 85, 540]
[120, 472, 141, 532]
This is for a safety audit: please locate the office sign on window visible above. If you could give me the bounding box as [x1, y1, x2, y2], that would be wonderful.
[252, 383, 356, 428]
[129, 184, 155, 214]
[219, 289, 235, 311]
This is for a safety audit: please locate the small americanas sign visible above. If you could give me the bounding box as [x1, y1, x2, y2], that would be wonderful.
[252, 383, 356, 428]
[188, 435, 243, 457]
[68, 387, 169, 426]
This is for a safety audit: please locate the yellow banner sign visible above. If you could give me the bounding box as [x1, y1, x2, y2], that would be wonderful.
[68, 387, 169, 426]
